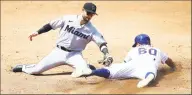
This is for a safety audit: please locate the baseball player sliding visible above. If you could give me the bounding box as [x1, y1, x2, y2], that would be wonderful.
[12, 2, 113, 78]
[84, 34, 176, 88]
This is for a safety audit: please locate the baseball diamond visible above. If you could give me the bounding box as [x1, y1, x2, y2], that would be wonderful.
[1, 1, 191, 94]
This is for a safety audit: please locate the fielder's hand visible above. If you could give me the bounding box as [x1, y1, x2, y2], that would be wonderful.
[98, 54, 113, 67]
[28, 32, 39, 41]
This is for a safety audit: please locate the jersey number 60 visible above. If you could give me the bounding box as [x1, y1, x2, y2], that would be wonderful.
[138, 48, 157, 56]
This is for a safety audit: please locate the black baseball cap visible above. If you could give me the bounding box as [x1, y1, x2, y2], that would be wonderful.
[83, 2, 98, 15]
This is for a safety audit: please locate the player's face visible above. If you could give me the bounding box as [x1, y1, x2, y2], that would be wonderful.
[136, 43, 141, 47]
[82, 9, 95, 22]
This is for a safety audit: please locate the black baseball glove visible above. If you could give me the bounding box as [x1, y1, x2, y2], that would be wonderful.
[98, 54, 113, 66]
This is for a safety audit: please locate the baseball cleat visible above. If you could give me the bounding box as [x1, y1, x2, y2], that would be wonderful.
[71, 68, 92, 78]
[12, 65, 23, 72]
[137, 74, 154, 88]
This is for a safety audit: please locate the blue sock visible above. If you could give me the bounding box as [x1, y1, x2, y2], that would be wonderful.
[91, 68, 110, 78]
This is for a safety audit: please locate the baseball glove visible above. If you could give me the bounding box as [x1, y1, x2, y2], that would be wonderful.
[98, 54, 113, 66]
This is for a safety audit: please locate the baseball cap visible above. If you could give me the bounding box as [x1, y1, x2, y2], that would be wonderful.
[132, 34, 151, 47]
[83, 2, 98, 15]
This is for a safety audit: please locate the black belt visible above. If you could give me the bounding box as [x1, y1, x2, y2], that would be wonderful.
[57, 45, 73, 52]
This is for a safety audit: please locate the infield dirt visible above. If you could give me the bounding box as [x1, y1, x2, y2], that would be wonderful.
[1, 1, 191, 94]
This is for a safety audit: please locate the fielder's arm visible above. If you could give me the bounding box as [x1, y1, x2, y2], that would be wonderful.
[97, 43, 113, 66]
[37, 23, 53, 34]
[91, 28, 113, 66]
[28, 24, 52, 41]
[100, 43, 109, 56]
[29, 16, 65, 41]
[36, 15, 65, 34]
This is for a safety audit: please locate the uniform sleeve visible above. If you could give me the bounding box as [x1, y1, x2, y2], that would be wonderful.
[160, 51, 168, 64]
[49, 16, 65, 30]
[91, 28, 107, 47]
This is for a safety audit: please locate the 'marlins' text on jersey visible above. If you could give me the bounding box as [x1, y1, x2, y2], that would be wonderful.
[65, 25, 89, 39]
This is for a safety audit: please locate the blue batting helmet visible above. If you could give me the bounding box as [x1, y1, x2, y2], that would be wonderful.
[132, 34, 151, 47]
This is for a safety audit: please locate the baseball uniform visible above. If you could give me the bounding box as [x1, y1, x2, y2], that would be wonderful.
[104, 45, 168, 80]
[22, 14, 107, 75]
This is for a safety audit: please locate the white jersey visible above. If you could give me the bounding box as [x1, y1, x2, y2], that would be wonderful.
[49, 14, 106, 51]
[105, 45, 169, 79]
[124, 45, 168, 70]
